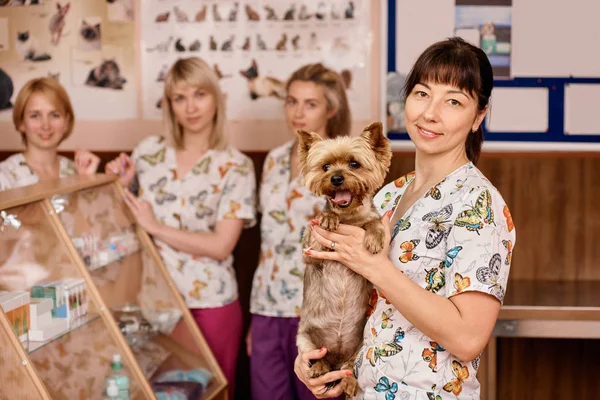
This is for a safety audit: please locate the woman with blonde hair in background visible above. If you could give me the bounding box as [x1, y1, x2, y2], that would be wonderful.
[0, 77, 99, 190]
[247, 63, 350, 400]
[106, 57, 256, 399]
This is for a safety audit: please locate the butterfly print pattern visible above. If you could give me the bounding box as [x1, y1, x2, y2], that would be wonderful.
[351, 162, 515, 398]
[250, 141, 326, 317]
[131, 136, 256, 308]
[0, 153, 76, 191]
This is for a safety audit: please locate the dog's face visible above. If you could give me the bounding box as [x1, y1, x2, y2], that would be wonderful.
[297, 122, 392, 212]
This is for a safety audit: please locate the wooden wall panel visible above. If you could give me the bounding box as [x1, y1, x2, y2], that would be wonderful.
[497, 338, 600, 399]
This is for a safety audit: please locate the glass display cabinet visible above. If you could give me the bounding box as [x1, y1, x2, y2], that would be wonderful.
[0, 175, 227, 400]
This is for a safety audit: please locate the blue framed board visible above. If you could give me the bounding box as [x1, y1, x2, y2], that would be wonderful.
[384, 0, 600, 150]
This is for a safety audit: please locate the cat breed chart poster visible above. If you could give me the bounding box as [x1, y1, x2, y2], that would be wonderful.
[141, 0, 373, 120]
[0, 0, 137, 120]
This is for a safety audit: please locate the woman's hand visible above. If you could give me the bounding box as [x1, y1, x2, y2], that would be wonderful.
[105, 152, 136, 188]
[294, 348, 351, 398]
[245, 324, 252, 357]
[74, 149, 100, 176]
[123, 189, 161, 235]
[304, 211, 393, 280]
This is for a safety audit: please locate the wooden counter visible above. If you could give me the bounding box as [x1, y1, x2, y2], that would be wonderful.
[494, 280, 600, 339]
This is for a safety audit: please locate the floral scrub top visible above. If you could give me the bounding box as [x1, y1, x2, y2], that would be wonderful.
[353, 162, 515, 400]
[250, 141, 325, 317]
[131, 136, 257, 309]
[0, 153, 75, 190]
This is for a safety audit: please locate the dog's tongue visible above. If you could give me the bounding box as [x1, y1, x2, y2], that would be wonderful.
[331, 190, 352, 205]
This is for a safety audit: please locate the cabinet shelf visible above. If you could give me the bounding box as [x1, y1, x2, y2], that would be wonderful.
[28, 313, 101, 354]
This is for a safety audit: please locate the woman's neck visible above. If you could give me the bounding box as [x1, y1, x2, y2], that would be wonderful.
[411, 147, 469, 192]
[23, 146, 59, 169]
[181, 127, 212, 155]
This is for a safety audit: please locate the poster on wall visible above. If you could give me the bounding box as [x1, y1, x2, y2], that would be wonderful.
[455, 0, 512, 78]
[140, 0, 373, 120]
[0, 0, 137, 121]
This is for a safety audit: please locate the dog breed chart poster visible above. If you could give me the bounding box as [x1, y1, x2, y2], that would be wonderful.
[141, 0, 373, 120]
[0, 0, 137, 120]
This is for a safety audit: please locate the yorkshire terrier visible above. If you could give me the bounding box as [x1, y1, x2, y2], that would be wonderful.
[296, 122, 392, 396]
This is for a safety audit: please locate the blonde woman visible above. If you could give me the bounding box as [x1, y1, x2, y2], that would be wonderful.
[0, 77, 99, 190]
[106, 57, 256, 399]
[247, 63, 350, 400]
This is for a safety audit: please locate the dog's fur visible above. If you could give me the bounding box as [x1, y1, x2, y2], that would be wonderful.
[296, 122, 392, 396]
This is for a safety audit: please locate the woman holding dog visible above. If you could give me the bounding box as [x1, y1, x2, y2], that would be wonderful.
[247, 63, 351, 400]
[295, 37, 516, 399]
[105, 57, 256, 400]
[0, 77, 99, 190]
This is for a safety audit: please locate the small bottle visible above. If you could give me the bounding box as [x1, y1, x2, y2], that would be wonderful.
[105, 379, 119, 399]
[106, 354, 130, 399]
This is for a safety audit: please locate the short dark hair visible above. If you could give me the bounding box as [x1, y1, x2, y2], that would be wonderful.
[403, 37, 493, 165]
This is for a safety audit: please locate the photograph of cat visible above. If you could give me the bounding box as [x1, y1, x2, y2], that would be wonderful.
[173, 5, 188, 22]
[48, 2, 69, 45]
[85, 59, 126, 90]
[3, 0, 41, 6]
[212, 4, 221, 21]
[0, 17, 8, 50]
[156, 65, 167, 82]
[245, 4, 259, 21]
[308, 32, 320, 51]
[291, 34, 300, 51]
[106, 0, 134, 22]
[275, 33, 287, 51]
[264, 5, 277, 20]
[345, 1, 355, 19]
[155, 11, 169, 22]
[315, 1, 326, 20]
[214, 64, 231, 80]
[0, 68, 13, 111]
[283, 4, 295, 20]
[256, 34, 267, 50]
[146, 36, 172, 52]
[240, 36, 250, 51]
[16, 31, 51, 61]
[209, 35, 217, 50]
[175, 38, 185, 52]
[239, 59, 285, 100]
[221, 35, 234, 51]
[298, 4, 312, 20]
[189, 39, 200, 52]
[195, 5, 207, 22]
[228, 2, 239, 21]
[78, 18, 101, 51]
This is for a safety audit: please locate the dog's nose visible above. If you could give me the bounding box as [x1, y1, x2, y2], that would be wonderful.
[331, 174, 344, 186]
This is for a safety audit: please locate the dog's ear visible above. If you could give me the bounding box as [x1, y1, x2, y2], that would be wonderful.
[360, 122, 385, 148]
[360, 121, 392, 168]
[296, 129, 322, 168]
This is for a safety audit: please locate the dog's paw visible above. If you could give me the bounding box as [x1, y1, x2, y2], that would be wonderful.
[364, 225, 386, 254]
[318, 213, 340, 231]
[308, 359, 331, 379]
[340, 375, 358, 397]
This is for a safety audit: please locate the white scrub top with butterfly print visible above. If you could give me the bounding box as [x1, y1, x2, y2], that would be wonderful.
[352, 162, 516, 400]
[250, 141, 326, 318]
[0, 153, 76, 191]
[131, 136, 257, 309]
